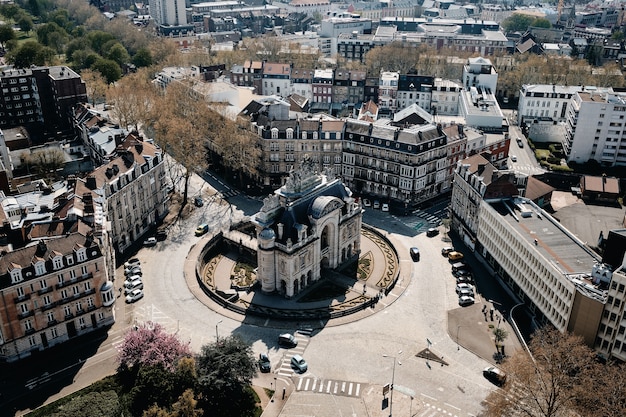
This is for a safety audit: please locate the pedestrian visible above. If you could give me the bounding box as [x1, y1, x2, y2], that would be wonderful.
[363, 283, 366, 294]
[490, 308, 495, 321]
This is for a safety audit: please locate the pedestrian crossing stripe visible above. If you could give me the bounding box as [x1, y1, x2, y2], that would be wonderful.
[295, 378, 362, 397]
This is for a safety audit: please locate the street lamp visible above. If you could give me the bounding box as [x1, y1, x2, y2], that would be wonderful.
[215, 320, 223, 341]
[456, 325, 463, 350]
[383, 353, 401, 417]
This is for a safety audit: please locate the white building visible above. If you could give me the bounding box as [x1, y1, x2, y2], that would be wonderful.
[378, 71, 399, 110]
[432, 78, 462, 116]
[149, 0, 186, 26]
[252, 160, 362, 298]
[459, 87, 504, 131]
[563, 91, 626, 167]
[462, 57, 498, 93]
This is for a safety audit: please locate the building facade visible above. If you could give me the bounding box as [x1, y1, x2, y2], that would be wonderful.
[0, 230, 115, 362]
[253, 160, 362, 298]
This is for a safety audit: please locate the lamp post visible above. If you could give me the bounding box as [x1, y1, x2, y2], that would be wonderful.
[215, 319, 223, 341]
[456, 325, 463, 350]
[383, 354, 399, 417]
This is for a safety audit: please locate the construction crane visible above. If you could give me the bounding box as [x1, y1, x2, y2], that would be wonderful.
[557, 0, 565, 21]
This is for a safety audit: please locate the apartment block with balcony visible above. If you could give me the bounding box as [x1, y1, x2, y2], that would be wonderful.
[73, 133, 168, 254]
[0, 230, 115, 362]
[563, 90, 626, 167]
[261, 63, 291, 97]
[396, 74, 434, 112]
[312, 69, 334, 103]
[341, 119, 449, 209]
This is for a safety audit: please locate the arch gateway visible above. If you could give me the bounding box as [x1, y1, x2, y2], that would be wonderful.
[252, 159, 363, 298]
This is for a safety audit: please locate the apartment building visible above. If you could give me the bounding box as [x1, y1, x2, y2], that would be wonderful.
[0, 66, 87, 138]
[563, 90, 626, 167]
[73, 134, 168, 254]
[262, 63, 291, 97]
[312, 69, 334, 103]
[378, 71, 399, 111]
[432, 78, 462, 116]
[396, 74, 434, 112]
[73, 104, 127, 166]
[341, 119, 451, 208]
[0, 227, 115, 362]
[290, 68, 314, 102]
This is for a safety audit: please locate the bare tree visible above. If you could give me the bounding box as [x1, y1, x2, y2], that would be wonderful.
[106, 69, 156, 132]
[483, 328, 596, 417]
[79, 69, 108, 105]
[24, 148, 65, 183]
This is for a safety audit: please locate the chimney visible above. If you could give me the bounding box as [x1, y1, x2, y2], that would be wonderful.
[277, 223, 284, 240]
[36, 240, 47, 257]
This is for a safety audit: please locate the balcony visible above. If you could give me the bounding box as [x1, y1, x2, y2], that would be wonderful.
[47, 319, 58, 327]
[64, 313, 74, 320]
[37, 286, 53, 296]
[18, 310, 34, 319]
[41, 302, 56, 312]
[13, 293, 31, 303]
[25, 328, 36, 335]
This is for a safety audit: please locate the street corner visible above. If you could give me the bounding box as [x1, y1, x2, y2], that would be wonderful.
[361, 383, 423, 417]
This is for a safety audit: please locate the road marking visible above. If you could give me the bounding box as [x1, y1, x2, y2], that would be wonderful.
[297, 379, 303, 390]
[421, 393, 437, 401]
[444, 403, 460, 410]
[304, 378, 310, 390]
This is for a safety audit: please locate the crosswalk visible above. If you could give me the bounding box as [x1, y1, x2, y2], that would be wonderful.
[275, 331, 312, 377]
[295, 377, 364, 398]
[417, 402, 465, 417]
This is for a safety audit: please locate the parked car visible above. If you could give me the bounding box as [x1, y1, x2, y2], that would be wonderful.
[381, 203, 389, 212]
[458, 295, 475, 306]
[156, 229, 168, 241]
[510, 155, 517, 162]
[291, 354, 308, 373]
[373, 200, 381, 209]
[362, 198, 371, 207]
[456, 275, 474, 284]
[124, 279, 144, 294]
[143, 237, 157, 247]
[124, 276, 142, 288]
[458, 288, 474, 298]
[409, 247, 420, 262]
[456, 283, 474, 294]
[451, 262, 470, 273]
[195, 224, 209, 236]
[125, 289, 144, 303]
[441, 247, 454, 257]
[453, 269, 473, 278]
[483, 366, 507, 386]
[125, 265, 142, 276]
[278, 333, 298, 348]
[124, 258, 140, 269]
[194, 196, 204, 207]
[426, 227, 439, 237]
[516, 137, 524, 148]
[448, 251, 464, 261]
[258, 353, 271, 373]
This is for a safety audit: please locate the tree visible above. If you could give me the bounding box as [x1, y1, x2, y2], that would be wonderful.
[7, 40, 56, 67]
[106, 69, 156, 131]
[150, 81, 217, 207]
[0, 24, 15, 48]
[91, 58, 122, 83]
[482, 327, 596, 417]
[81, 68, 108, 105]
[493, 327, 509, 354]
[17, 14, 34, 33]
[24, 148, 65, 182]
[106, 42, 131, 67]
[195, 335, 258, 417]
[533, 18, 551, 28]
[501, 13, 536, 33]
[171, 389, 204, 417]
[117, 321, 192, 372]
[132, 47, 153, 68]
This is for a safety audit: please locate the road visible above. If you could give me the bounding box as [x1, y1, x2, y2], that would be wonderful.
[12, 172, 497, 417]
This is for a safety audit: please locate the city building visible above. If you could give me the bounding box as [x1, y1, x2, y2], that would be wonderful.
[431, 78, 462, 116]
[0, 226, 115, 362]
[261, 63, 291, 98]
[396, 74, 434, 112]
[73, 134, 168, 254]
[252, 159, 362, 298]
[290, 68, 314, 102]
[341, 119, 451, 209]
[563, 90, 626, 166]
[462, 57, 498, 93]
[149, 0, 186, 26]
[378, 71, 399, 111]
[312, 69, 334, 103]
[0, 66, 87, 139]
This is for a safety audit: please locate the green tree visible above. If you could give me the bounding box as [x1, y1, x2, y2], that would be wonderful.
[0, 24, 15, 48]
[36, 22, 68, 46]
[7, 40, 55, 67]
[17, 14, 34, 32]
[87, 30, 116, 55]
[501, 13, 536, 33]
[492, 327, 509, 354]
[195, 336, 258, 417]
[132, 47, 152, 67]
[532, 18, 551, 28]
[106, 42, 130, 67]
[91, 57, 122, 83]
[0, 4, 21, 20]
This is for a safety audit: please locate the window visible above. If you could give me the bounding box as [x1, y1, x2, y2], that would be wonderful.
[17, 286, 24, 297]
[50, 328, 58, 338]
[28, 335, 37, 347]
[53, 256, 63, 270]
[76, 248, 86, 262]
[19, 303, 29, 314]
[40, 279, 47, 291]
[81, 265, 88, 276]
[76, 301, 83, 312]
[66, 256, 74, 265]
[46, 311, 55, 323]
[11, 269, 23, 284]
[61, 289, 68, 299]
[24, 319, 33, 331]
[84, 281, 91, 291]
[43, 295, 51, 306]
[58, 274, 64, 285]
[87, 298, 95, 308]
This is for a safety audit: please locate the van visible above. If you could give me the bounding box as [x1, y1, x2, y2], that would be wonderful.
[195, 224, 209, 236]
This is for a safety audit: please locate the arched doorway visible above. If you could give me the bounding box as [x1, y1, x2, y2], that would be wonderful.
[281, 280, 287, 294]
[307, 270, 312, 285]
[320, 225, 330, 250]
[294, 278, 299, 294]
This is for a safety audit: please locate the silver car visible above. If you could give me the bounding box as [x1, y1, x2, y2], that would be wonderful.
[291, 354, 308, 373]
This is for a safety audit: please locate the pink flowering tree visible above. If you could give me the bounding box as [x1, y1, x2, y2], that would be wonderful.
[117, 322, 192, 372]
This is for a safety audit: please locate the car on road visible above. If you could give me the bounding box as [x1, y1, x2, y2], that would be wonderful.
[441, 247, 454, 257]
[362, 198, 371, 207]
[125, 289, 144, 303]
[124, 275, 142, 287]
[125, 265, 142, 276]
[381, 203, 389, 212]
[291, 354, 308, 373]
[451, 262, 470, 273]
[278, 333, 298, 348]
[453, 269, 473, 278]
[426, 227, 439, 237]
[448, 251, 464, 261]
[156, 229, 168, 241]
[194, 196, 204, 207]
[456, 283, 475, 294]
[143, 237, 157, 247]
[258, 353, 271, 373]
[458, 295, 475, 306]
[195, 224, 209, 236]
[510, 155, 517, 162]
[516, 137, 524, 148]
[409, 247, 420, 262]
[483, 366, 507, 386]
[124, 258, 140, 269]
[124, 279, 144, 294]
[373, 200, 380, 209]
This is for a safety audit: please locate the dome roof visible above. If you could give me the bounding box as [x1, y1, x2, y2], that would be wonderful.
[259, 227, 276, 240]
[310, 196, 344, 219]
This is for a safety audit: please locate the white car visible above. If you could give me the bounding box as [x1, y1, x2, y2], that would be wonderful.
[124, 258, 140, 269]
[125, 289, 144, 303]
[381, 203, 389, 212]
[143, 237, 157, 247]
[456, 283, 475, 294]
[362, 198, 371, 207]
[458, 288, 474, 298]
[373, 200, 380, 209]
[125, 266, 142, 276]
[459, 295, 475, 306]
[510, 155, 517, 162]
[124, 276, 142, 288]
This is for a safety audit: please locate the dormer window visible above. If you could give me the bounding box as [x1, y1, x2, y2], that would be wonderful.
[10, 269, 23, 284]
[52, 256, 63, 270]
[76, 248, 87, 262]
[34, 261, 46, 276]
[66, 256, 74, 266]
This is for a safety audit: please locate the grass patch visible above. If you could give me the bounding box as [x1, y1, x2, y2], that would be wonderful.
[231, 261, 256, 287]
[535, 149, 551, 160]
[298, 280, 348, 302]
